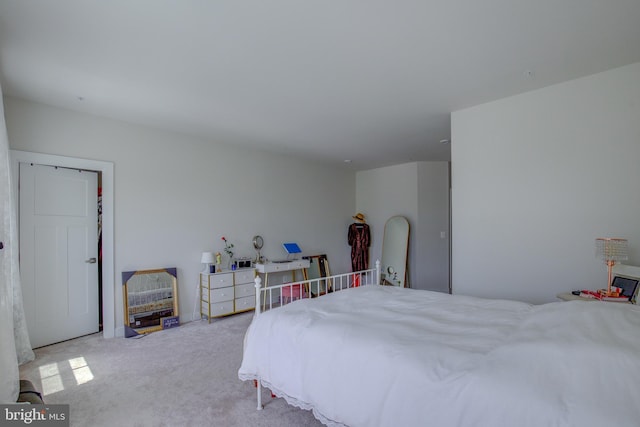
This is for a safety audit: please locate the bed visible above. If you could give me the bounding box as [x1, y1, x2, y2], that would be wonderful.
[238, 265, 640, 427]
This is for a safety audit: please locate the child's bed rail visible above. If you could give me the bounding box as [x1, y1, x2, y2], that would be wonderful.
[253, 260, 381, 317]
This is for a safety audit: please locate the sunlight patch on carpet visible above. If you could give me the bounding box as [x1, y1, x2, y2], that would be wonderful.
[69, 356, 94, 385]
[39, 363, 64, 396]
[38, 356, 95, 395]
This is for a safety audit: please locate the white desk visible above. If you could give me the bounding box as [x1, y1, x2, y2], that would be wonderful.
[255, 260, 310, 309]
[255, 259, 310, 284]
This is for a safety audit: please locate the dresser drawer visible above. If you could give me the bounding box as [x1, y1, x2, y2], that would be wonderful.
[202, 287, 234, 303]
[201, 272, 234, 289]
[235, 295, 256, 311]
[235, 283, 255, 298]
[202, 300, 234, 317]
[234, 268, 255, 285]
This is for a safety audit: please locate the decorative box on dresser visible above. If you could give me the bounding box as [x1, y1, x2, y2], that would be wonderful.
[200, 268, 256, 322]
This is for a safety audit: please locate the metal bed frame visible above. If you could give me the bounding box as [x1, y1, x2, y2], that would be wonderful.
[251, 260, 381, 410]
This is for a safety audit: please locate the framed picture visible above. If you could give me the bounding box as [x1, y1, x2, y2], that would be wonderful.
[612, 275, 639, 300]
[303, 254, 332, 296]
[122, 267, 179, 337]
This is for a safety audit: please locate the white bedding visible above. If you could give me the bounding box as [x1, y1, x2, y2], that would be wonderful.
[238, 285, 640, 427]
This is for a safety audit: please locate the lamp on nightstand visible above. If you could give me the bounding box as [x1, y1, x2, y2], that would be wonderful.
[596, 238, 628, 296]
[201, 251, 215, 274]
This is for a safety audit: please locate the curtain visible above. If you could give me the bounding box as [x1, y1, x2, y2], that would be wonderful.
[0, 87, 35, 403]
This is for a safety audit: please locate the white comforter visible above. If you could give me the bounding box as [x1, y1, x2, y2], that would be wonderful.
[238, 285, 640, 427]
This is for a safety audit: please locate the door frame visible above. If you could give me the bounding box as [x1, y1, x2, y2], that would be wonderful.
[11, 150, 116, 339]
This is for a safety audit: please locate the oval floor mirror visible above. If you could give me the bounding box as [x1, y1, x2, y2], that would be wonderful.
[381, 216, 410, 287]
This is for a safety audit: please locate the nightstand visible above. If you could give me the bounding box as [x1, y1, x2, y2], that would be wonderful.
[556, 292, 631, 303]
[556, 292, 595, 302]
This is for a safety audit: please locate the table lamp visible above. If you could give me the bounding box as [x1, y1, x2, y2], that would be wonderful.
[201, 251, 215, 273]
[595, 238, 628, 296]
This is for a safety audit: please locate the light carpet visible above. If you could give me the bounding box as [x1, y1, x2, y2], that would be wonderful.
[19, 312, 323, 427]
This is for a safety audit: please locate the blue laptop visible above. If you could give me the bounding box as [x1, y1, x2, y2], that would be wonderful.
[282, 242, 302, 258]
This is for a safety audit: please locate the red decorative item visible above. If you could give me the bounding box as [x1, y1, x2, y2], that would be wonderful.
[352, 273, 361, 288]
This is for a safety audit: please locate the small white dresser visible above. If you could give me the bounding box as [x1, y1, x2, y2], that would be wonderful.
[200, 268, 256, 322]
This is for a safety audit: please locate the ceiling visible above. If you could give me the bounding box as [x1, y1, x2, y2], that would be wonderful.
[1, 1, 639, 170]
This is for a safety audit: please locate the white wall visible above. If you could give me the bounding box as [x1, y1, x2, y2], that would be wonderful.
[451, 62, 640, 304]
[356, 161, 449, 291]
[416, 162, 450, 293]
[4, 96, 356, 335]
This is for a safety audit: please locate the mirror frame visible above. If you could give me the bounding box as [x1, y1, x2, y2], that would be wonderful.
[303, 254, 332, 296]
[122, 267, 179, 337]
[252, 235, 264, 263]
[381, 216, 410, 287]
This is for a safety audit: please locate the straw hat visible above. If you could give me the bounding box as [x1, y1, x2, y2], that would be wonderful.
[352, 213, 366, 222]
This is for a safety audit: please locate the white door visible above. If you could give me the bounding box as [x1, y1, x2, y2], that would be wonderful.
[20, 163, 99, 348]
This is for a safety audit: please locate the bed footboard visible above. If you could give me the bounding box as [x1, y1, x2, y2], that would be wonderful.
[251, 260, 380, 409]
[253, 260, 381, 317]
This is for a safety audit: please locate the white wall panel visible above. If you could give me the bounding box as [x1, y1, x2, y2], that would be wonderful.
[452, 62, 640, 303]
[5, 97, 355, 334]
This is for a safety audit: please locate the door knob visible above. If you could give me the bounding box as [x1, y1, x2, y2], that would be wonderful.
[85, 258, 97, 264]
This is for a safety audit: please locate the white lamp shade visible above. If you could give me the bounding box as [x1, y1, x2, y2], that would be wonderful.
[201, 251, 215, 264]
